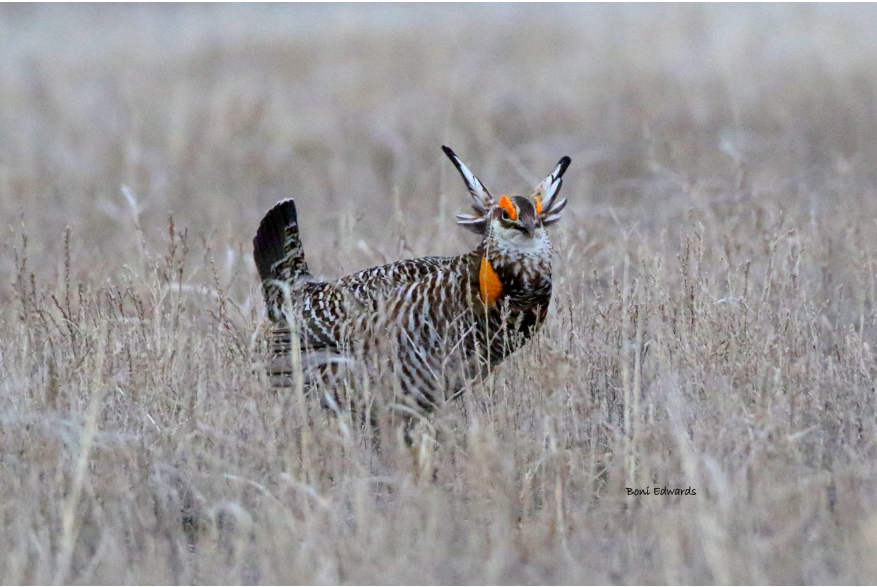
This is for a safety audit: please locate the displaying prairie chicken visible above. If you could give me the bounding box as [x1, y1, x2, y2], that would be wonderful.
[254, 146, 571, 411]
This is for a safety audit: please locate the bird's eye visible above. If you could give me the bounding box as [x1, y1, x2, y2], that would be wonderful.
[501, 209, 510, 220]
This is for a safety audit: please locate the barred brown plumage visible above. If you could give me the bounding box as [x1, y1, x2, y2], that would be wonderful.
[253, 146, 571, 411]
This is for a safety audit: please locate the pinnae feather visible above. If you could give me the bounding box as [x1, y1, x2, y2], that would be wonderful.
[442, 145, 495, 210]
[541, 213, 563, 226]
[541, 178, 562, 211]
[456, 216, 486, 234]
[544, 197, 567, 215]
[531, 156, 571, 216]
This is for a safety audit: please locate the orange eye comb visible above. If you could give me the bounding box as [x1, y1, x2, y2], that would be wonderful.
[498, 195, 517, 220]
[534, 197, 543, 215]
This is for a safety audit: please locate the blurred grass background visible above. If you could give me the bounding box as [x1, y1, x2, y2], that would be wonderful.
[3, 4, 877, 584]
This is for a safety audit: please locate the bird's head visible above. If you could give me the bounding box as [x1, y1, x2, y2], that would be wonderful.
[442, 146, 571, 249]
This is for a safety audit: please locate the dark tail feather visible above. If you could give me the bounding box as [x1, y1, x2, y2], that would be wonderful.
[253, 199, 311, 316]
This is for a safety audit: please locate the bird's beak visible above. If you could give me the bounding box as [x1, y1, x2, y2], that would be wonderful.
[519, 220, 536, 238]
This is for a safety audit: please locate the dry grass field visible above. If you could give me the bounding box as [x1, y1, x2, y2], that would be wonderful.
[4, 4, 877, 584]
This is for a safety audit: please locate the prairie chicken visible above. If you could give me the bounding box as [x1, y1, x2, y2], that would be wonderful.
[254, 146, 571, 411]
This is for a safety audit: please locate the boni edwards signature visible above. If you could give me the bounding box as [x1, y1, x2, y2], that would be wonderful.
[626, 486, 697, 496]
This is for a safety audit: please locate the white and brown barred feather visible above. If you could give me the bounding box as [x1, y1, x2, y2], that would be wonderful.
[254, 146, 571, 410]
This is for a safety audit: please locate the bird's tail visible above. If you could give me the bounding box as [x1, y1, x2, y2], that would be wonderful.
[253, 199, 312, 319]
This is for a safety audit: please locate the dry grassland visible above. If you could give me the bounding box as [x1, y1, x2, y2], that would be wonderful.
[3, 4, 877, 584]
